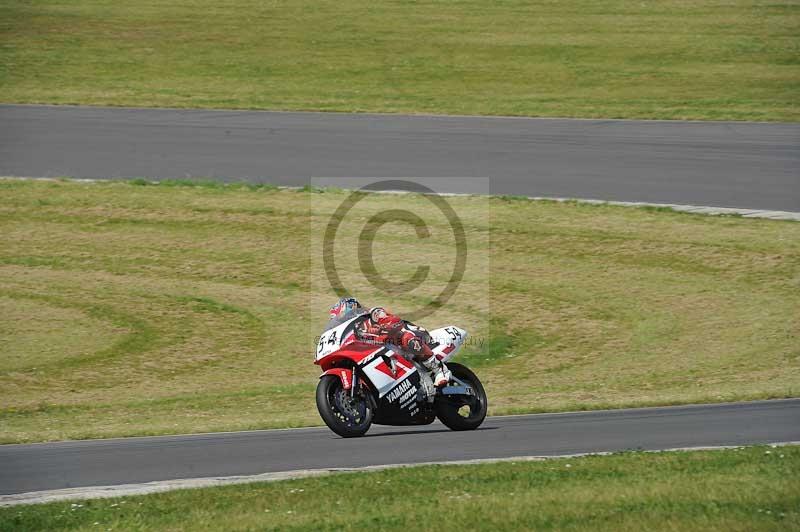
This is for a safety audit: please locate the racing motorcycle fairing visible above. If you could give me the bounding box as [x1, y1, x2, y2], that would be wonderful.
[315, 314, 369, 363]
[372, 366, 436, 426]
[318, 344, 435, 425]
[358, 349, 416, 398]
[316, 341, 384, 370]
[427, 326, 468, 363]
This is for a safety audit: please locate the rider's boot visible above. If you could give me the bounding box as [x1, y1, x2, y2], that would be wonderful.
[421, 355, 451, 387]
[401, 332, 452, 387]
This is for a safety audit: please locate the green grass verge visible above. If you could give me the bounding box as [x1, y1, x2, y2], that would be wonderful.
[2, 446, 798, 531]
[1, 1, 798, 121]
[0, 178, 798, 443]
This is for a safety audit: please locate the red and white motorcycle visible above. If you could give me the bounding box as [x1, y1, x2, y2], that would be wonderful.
[314, 314, 488, 437]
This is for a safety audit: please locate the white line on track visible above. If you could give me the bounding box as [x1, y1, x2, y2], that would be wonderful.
[356, 187, 800, 221]
[3, 441, 798, 507]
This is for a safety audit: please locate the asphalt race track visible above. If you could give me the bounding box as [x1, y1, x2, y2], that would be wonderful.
[1, 400, 798, 497]
[1, 104, 799, 211]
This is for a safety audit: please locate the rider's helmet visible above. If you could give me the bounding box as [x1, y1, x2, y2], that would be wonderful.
[369, 306, 388, 323]
[329, 297, 362, 320]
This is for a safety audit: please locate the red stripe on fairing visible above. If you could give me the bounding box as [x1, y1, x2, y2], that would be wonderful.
[317, 342, 386, 370]
[436, 344, 455, 361]
[373, 354, 413, 379]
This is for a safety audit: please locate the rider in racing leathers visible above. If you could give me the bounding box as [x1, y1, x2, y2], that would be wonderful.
[328, 297, 452, 387]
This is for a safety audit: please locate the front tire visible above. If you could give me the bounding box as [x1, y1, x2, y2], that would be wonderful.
[435, 362, 488, 431]
[316, 375, 374, 438]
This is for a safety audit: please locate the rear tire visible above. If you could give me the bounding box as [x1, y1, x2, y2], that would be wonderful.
[435, 362, 487, 431]
[316, 375, 374, 438]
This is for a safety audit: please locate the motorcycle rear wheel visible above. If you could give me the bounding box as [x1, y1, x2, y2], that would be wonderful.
[435, 362, 488, 431]
[316, 375, 374, 438]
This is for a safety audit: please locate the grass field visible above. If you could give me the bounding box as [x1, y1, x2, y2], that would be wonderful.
[1, 0, 798, 121]
[1, 446, 798, 531]
[0, 178, 798, 443]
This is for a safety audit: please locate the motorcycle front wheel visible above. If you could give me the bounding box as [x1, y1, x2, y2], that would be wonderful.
[435, 362, 488, 431]
[316, 375, 374, 438]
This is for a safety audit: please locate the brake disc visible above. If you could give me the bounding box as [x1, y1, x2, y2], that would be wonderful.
[334, 389, 365, 423]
